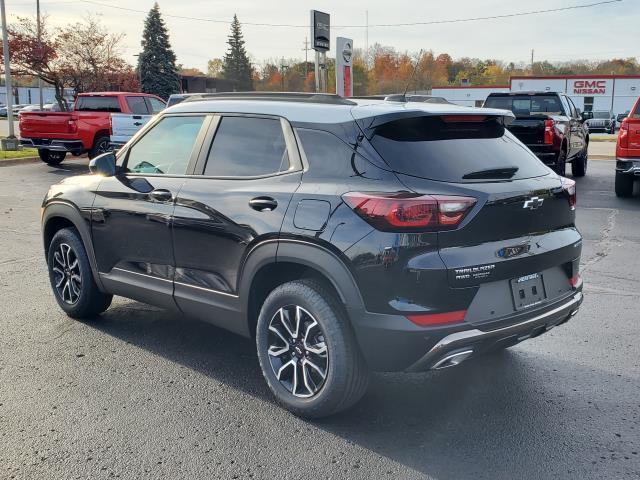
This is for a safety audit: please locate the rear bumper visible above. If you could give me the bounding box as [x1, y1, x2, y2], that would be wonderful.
[20, 138, 85, 154]
[616, 158, 640, 176]
[349, 288, 583, 372]
[406, 290, 582, 371]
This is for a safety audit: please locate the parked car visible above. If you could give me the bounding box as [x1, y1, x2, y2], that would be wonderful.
[484, 92, 589, 176]
[615, 97, 640, 197]
[42, 92, 583, 418]
[585, 110, 616, 134]
[110, 97, 165, 149]
[19, 92, 165, 165]
[0, 103, 31, 117]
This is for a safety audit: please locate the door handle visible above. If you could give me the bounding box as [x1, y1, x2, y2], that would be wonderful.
[133, 122, 143, 126]
[149, 189, 173, 202]
[249, 197, 278, 212]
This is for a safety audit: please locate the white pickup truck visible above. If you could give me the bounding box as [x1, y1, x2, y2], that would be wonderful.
[109, 96, 165, 149]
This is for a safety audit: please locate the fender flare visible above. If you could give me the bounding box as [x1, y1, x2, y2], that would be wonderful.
[237, 239, 365, 316]
[42, 201, 105, 291]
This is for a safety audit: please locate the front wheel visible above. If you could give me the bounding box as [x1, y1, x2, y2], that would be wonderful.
[256, 279, 369, 418]
[47, 227, 113, 318]
[38, 149, 66, 165]
[88, 135, 111, 159]
[571, 146, 588, 177]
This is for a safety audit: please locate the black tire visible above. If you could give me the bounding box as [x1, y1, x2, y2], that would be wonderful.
[88, 135, 111, 159]
[554, 149, 567, 176]
[615, 172, 634, 198]
[571, 145, 588, 177]
[38, 149, 66, 166]
[256, 279, 369, 419]
[47, 227, 112, 318]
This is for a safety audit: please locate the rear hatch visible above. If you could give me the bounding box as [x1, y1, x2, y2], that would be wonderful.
[362, 113, 580, 324]
[618, 100, 640, 157]
[19, 112, 75, 138]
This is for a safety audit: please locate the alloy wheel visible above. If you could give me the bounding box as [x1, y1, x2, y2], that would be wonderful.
[52, 243, 82, 304]
[267, 305, 328, 398]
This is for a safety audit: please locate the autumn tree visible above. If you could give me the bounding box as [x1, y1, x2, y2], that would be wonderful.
[138, 3, 180, 99]
[6, 15, 134, 109]
[207, 58, 223, 77]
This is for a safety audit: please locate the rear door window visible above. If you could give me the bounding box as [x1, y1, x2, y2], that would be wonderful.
[369, 115, 550, 183]
[204, 116, 290, 177]
[126, 96, 149, 115]
[75, 96, 121, 112]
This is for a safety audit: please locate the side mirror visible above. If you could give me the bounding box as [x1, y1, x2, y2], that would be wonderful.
[88, 152, 117, 177]
[580, 111, 590, 122]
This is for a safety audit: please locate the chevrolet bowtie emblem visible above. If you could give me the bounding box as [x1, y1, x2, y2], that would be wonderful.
[523, 196, 544, 210]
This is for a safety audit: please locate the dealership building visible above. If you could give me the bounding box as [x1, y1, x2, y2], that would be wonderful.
[432, 74, 640, 115]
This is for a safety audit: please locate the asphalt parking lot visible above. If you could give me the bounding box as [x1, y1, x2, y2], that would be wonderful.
[0, 158, 638, 480]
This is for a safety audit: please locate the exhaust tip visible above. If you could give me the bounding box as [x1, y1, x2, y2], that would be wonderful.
[432, 349, 474, 370]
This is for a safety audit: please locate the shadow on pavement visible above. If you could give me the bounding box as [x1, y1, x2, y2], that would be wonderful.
[87, 301, 635, 479]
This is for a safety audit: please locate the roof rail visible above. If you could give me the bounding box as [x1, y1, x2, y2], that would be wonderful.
[182, 91, 356, 106]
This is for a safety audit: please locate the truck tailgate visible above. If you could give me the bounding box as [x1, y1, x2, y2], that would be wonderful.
[19, 112, 74, 137]
[110, 113, 152, 144]
[508, 117, 546, 145]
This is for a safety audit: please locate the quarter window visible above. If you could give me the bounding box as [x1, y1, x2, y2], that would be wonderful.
[204, 117, 290, 177]
[125, 116, 205, 175]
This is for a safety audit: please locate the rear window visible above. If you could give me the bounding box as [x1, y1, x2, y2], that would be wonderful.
[484, 95, 564, 116]
[369, 115, 550, 183]
[75, 96, 121, 112]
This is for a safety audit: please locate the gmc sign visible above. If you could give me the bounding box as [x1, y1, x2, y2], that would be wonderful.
[573, 80, 607, 95]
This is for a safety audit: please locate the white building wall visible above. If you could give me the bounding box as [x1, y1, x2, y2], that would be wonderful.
[431, 86, 510, 107]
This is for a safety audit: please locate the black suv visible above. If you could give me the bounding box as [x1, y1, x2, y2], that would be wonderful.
[42, 93, 583, 418]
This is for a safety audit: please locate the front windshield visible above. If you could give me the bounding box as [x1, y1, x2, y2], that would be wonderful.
[592, 111, 610, 119]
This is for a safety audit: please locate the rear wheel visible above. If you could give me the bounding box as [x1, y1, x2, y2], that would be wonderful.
[38, 149, 66, 165]
[554, 149, 567, 176]
[47, 227, 112, 318]
[571, 146, 588, 177]
[615, 172, 634, 197]
[88, 135, 111, 159]
[256, 279, 369, 418]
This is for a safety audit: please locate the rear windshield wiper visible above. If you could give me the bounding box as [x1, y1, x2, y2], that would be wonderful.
[462, 167, 519, 180]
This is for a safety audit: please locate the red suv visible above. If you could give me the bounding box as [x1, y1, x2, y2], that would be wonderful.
[616, 97, 640, 197]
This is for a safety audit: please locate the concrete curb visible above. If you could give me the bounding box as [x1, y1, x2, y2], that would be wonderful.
[589, 155, 615, 160]
[0, 156, 88, 167]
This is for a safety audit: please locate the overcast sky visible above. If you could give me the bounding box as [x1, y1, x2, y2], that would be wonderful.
[8, 0, 638, 71]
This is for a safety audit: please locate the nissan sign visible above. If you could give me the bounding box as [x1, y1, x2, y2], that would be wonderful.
[336, 37, 353, 97]
[310, 10, 330, 51]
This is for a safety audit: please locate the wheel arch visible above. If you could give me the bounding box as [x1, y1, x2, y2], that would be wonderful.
[239, 240, 364, 338]
[42, 202, 105, 290]
[91, 129, 111, 148]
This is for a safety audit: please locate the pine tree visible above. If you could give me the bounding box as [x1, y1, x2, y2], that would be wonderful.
[221, 15, 253, 91]
[138, 3, 180, 99]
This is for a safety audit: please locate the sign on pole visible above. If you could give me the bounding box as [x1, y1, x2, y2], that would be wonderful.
[335, 37, 353, 97]
[310, 10, 330, 92]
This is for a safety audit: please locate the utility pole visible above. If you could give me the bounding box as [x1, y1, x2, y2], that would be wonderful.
[531, 49, 534, 74]
[1, 0, 15, 140]
[36, 0, 43, 109]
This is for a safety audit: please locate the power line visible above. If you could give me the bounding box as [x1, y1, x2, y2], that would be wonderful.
[74, 0, 623, 28]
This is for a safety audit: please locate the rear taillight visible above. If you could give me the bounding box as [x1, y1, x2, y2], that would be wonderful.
[561, 177, 576, 210]
[342, 192, 476, 232]
[67, 119, 77, 133]
[569, 274, 581, 288]
[618, 119, 629, 149]
[544, 119, 555, 145]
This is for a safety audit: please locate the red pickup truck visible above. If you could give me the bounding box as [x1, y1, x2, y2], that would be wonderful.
[615, 95, 640, 196]
[19, 92, 165, 165]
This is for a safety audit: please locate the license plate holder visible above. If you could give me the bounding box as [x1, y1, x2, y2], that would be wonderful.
[510, 273, 546, 310]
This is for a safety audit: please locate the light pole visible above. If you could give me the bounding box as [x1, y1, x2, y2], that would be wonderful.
[36, 0, 43, 109]
[1, 0, 16, 140]
[133, 53, 142, 91]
